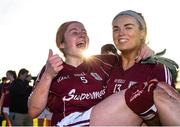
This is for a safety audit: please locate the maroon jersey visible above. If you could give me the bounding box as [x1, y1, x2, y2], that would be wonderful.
[107, 56, 174, 96]
[36, 56, 115, 125]
[1, 83, 11, 107]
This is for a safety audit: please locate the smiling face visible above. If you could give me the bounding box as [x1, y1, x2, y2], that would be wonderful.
[59, 22, 89, 58]
[112, 15, 145, 53]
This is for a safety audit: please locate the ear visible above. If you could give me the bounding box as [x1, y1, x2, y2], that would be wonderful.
[140, 30, 146, 43]
[140, 30, 145, 39]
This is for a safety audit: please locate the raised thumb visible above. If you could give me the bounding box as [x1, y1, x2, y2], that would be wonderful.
[48, 49, 53, 58]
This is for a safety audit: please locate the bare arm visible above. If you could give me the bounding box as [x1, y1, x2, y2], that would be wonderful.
[154, 82, 180, 125]
[28, 73, 53, 118]
[28, 49, 63, 118]
[0, 93, 5, 114]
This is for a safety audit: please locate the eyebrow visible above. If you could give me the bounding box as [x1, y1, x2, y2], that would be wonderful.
[68, 28, 86, 32]
[124, 23, 135, 27]
[113, 23, 135, 28]
[69, 28, 78, 32]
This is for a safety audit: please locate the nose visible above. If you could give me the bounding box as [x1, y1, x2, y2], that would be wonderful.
[78, 31, 86, 38]
[119, 28, 126, 36]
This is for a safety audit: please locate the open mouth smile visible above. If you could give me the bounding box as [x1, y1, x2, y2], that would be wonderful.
[76, 42, 86, 48]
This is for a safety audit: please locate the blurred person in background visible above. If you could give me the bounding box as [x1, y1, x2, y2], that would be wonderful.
[0, 76, 12, 126]
[101, 43, 118, 55]
[9, 68, 33, 126]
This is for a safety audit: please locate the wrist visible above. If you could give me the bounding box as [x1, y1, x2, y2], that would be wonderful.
[42, 72, 54, 82]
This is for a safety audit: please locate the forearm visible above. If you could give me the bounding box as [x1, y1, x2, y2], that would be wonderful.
[0, 94, 5, 111]
[154, 84, 180, 125]
[28, 49, 63, 118]
[28, 73, 53, 118]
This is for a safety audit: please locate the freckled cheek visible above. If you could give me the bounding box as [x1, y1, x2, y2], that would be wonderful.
[129, 32, 139, 38]
[129, 35, 140, 43]
[67, 37, 76, 44]
[114, 39, 119, 46]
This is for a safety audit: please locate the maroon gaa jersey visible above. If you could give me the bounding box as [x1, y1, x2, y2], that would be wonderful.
[106, 56, 174, 96]
[36, 56, 116, 125]
[1, 83, 11, 107]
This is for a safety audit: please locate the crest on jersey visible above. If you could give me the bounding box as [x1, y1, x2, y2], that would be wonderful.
[90, 72, 102, 81]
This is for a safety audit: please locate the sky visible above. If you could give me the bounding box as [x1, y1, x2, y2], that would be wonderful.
[0, 0, 180, 81]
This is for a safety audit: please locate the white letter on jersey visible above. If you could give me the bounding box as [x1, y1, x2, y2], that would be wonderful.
[63, 89, 75, 101]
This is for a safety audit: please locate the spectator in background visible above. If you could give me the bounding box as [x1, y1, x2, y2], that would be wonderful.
[101, 43, 118, 55]
[25, 74, 33, 92]
[9, 68, 33, 126]
[0, 77, 8, 97]
[0, 76, 11, 126]
[0, 70, 17, 126]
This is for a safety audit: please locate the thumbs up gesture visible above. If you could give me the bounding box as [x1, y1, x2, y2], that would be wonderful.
[45, 49, 63, 79]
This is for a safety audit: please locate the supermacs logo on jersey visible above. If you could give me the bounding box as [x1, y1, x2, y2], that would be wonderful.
[90, 72, 102, 81]
[63, 89, 106, 101]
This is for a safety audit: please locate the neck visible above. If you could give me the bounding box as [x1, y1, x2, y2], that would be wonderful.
[121, 50, 138, 70]
[65, 56, 84, 67]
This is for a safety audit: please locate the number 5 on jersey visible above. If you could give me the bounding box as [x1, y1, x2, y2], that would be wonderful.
[80, 76, 88, 84]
